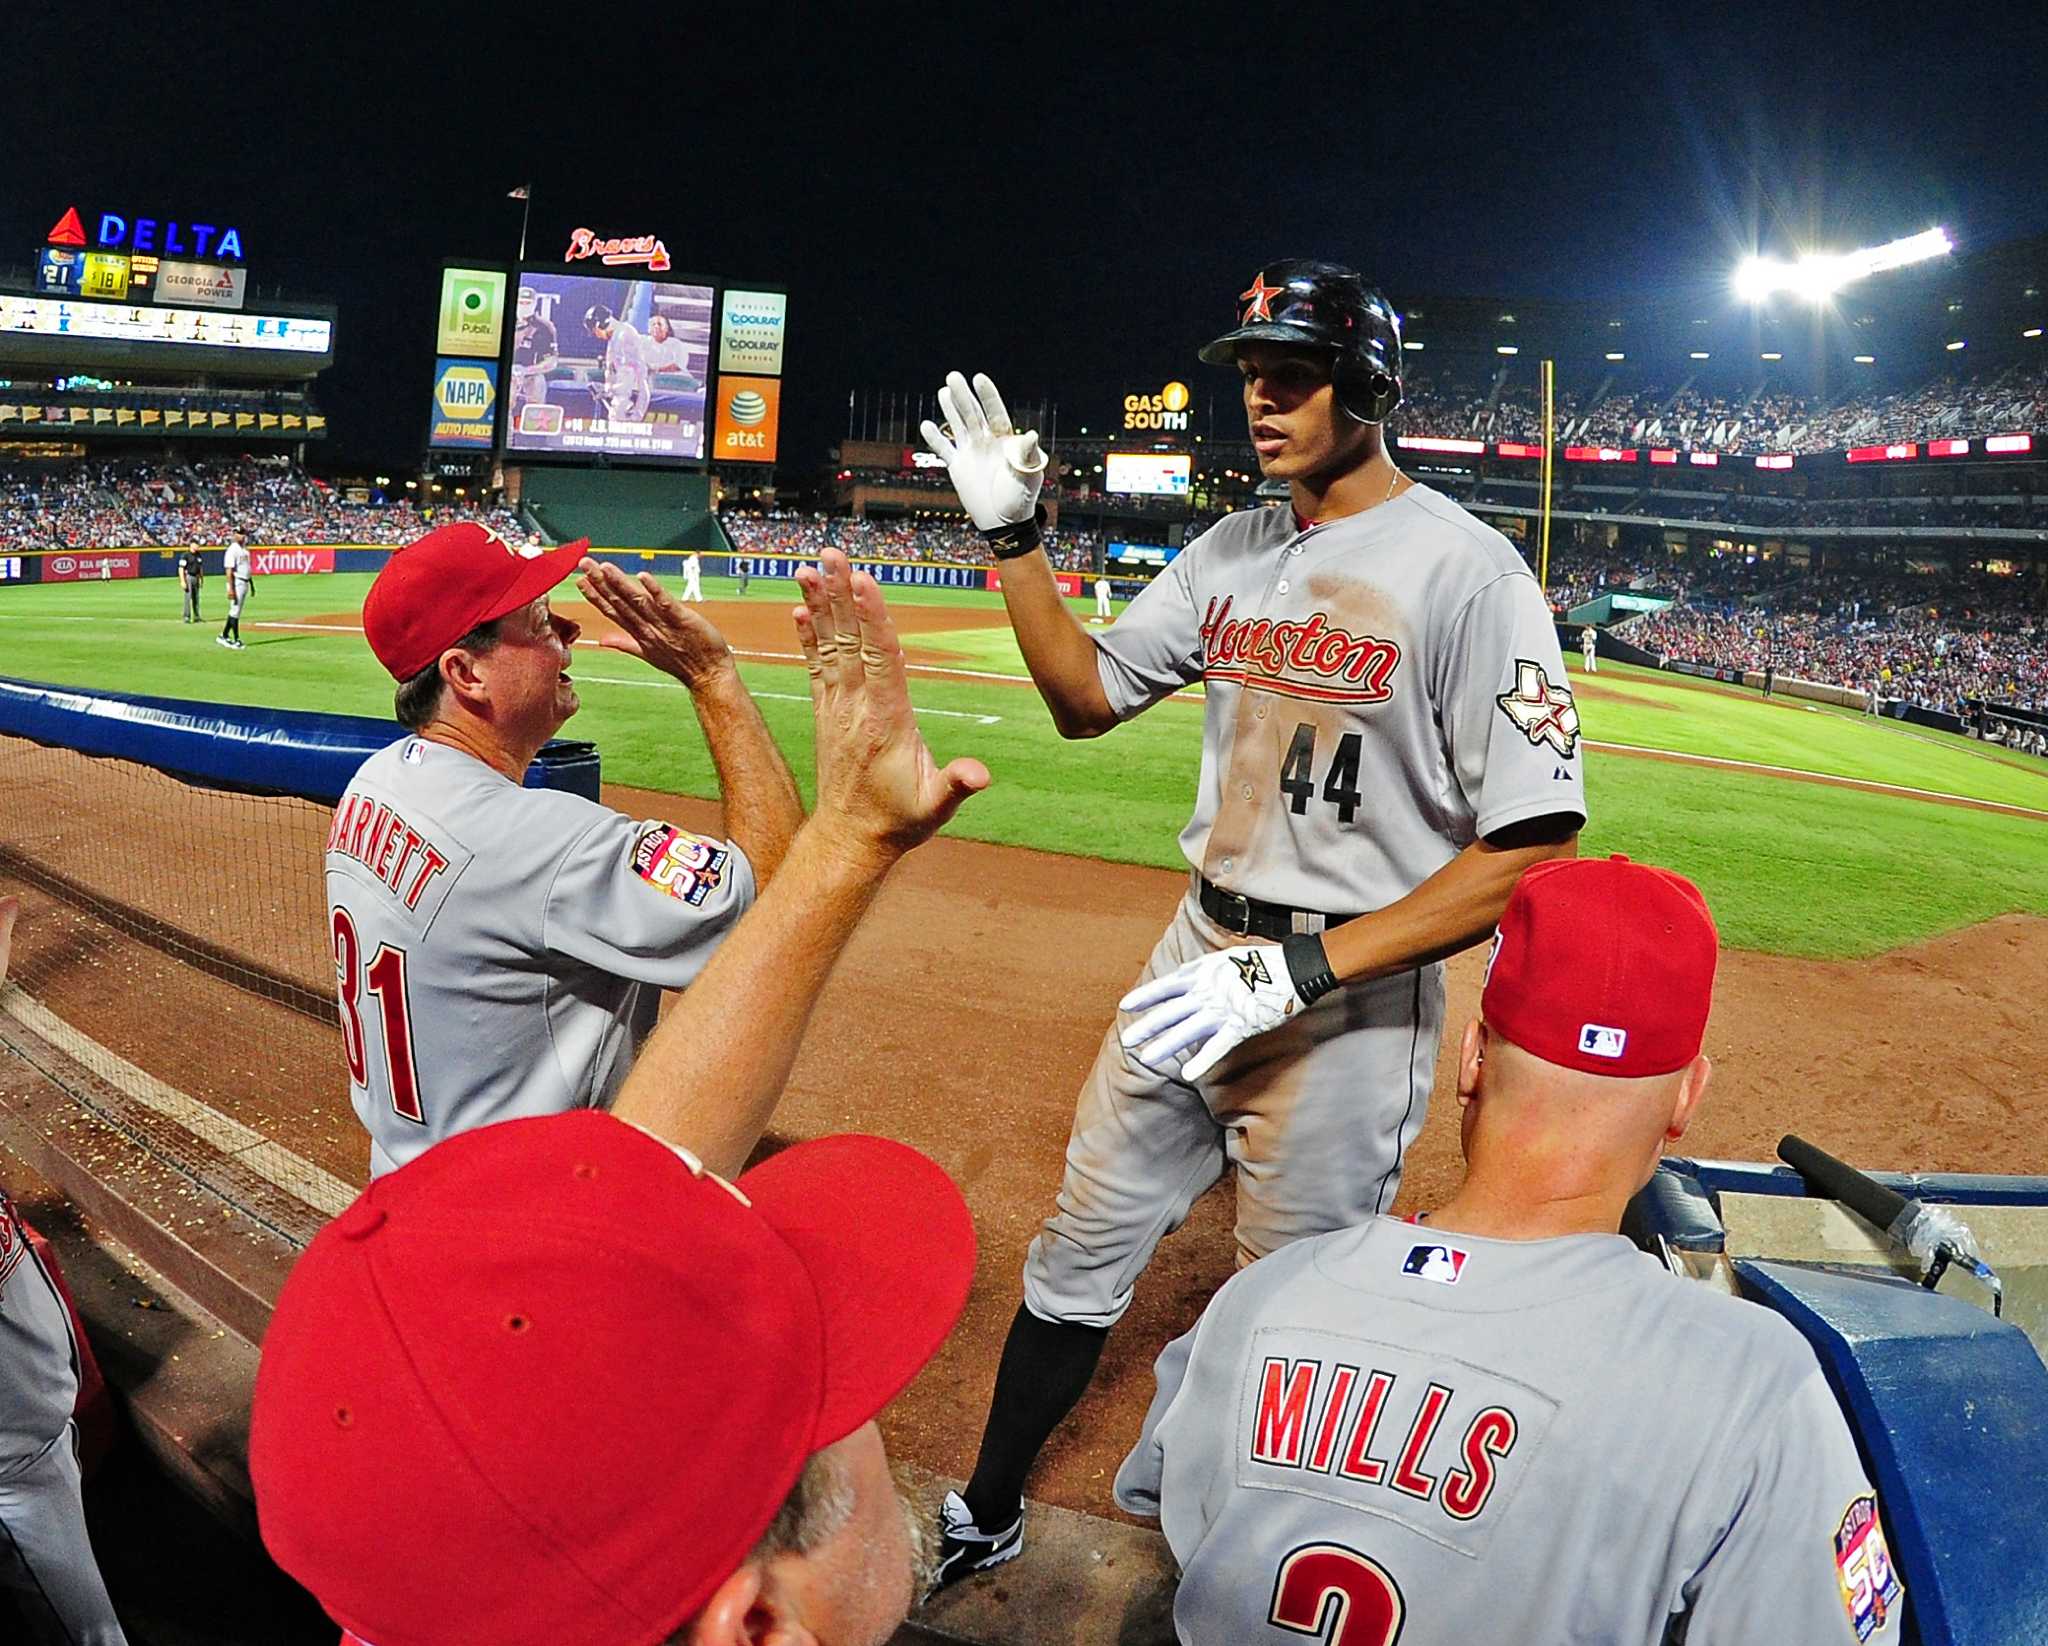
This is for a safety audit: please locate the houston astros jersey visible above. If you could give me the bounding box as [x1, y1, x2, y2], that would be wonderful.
[0, 1196, 79, 1466]
[1115, 1221, 1902, 1646]
[325, 737, 755, 1178]
[1093, 487, 1584, 914]
[224, 542, 251, 586]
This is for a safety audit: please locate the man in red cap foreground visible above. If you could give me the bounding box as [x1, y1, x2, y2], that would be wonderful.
[1113, 856, 1904, 1645]
[330, 521, 802, 1177]
[257, 550, 991, 1645]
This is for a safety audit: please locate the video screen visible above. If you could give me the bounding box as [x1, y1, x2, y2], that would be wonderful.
[1104, 452, 1191, 496]
[505, 271, 712, 461]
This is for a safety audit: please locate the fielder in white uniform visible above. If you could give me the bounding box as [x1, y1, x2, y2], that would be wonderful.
[681, 551, 703, 603]
[333, 522, 801, 1177]
[1093, 576, 1112, 623]
[0, 901, 128, 1645]
[1580, 622, 1598, 673]
[1116, 856, 1905, 1646]
[922, 260, 1585, 1588]
[217, 539, 252, 650]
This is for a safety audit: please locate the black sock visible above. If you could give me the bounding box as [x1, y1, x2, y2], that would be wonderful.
[961, 1305, 1110, 1530]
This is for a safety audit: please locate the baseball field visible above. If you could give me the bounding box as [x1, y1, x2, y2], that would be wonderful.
[3, 565, 2046, 1523]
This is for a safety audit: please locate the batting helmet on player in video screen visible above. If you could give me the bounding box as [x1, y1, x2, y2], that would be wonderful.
[1198, 259, 1404, 424]
[583, 303, 614, 335]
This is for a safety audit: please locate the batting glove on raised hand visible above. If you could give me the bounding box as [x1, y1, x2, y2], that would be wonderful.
[1119, 943, 1311, 1083]
[920, 371, 1046, 531]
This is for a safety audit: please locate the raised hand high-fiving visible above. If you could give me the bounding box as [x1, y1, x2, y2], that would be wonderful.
[920, 371, 1047, 531]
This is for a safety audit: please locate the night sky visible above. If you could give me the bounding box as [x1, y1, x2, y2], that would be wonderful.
[8, 5, 2046, 470]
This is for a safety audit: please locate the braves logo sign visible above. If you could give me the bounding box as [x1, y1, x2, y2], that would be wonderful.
[1200, 596, 1402, 704]
[564, 227, 672, 272]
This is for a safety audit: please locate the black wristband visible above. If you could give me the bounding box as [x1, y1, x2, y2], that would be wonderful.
[983, 503, 1047, 560]
[1282, 933, 1340, 1006]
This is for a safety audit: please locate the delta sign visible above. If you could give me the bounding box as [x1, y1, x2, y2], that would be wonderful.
[47, 205, 245, 262]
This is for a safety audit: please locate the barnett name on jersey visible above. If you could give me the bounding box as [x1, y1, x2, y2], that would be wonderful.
[1091, 486, 1584, 916]
[325, 736, 755, 1177]
[1115, 1220, 1903, 1646]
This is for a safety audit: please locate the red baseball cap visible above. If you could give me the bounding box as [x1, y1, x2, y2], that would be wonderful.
[250, 1111, 976, 1646]
[1481, 854, 1719, 1078]
[362, 521, 591, 680]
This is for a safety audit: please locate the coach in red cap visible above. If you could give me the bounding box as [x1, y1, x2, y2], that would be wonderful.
[328, 523, 802, 1179]
[1110, 856, 1905, 1646]
[261, 551, 991, 1646]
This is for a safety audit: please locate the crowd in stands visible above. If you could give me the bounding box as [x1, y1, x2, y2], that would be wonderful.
[723, 510, 1102, 573]
[0, 456, 521, 550]
[1395, 360, 2048, 456]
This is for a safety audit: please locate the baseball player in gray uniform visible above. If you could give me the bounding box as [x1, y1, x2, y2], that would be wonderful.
[921, 260, 1585, 1586]
[1115, 856, 1904, 1646]
[217, 538, 252, 650]
[330, 522, 801, 1177]
[0, 899, 129, 1645]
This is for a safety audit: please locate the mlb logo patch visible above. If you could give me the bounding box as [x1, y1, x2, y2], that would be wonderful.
[1401, 1243, 1468, 1286]
[402, 739, 428, 765]
[1578, 1023, 1627, 1059]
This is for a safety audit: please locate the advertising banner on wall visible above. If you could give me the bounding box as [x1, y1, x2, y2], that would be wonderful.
[153, 260, 247, 310]
[436, 267, 507, 358]
[428, 358, 500, 449]
[36, 247, 81, 296]
[80, 252, 131, 301]
[0, 556, 25, 582]
[251, 547, 337, 575]
[717, 289, 787, 375]
[44, 551, 140, 582]
[712, 375, 782, 462]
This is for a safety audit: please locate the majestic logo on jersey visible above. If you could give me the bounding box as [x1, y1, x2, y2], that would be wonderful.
[632, 823, 729, 907]
[1199, 596, 1402, 705]
[1401, 1243, 1468, 1285]
[1239, 273, 1284, 324]
[1834, 1494, 1903, 1640]
[1578, 1023, 1627, 1059]
[1229, 950, 1273, 992]
[1495, 659, 1580, 757]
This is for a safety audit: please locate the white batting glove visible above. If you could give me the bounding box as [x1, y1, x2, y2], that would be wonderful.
[1119, 944, 1309, 1083]
[919, 371, 1046, 531]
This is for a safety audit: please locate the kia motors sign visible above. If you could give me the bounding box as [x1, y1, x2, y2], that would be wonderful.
[44, 551, 139, 582]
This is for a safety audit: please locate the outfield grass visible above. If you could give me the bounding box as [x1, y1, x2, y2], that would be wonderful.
[2, 572, 2043, 957]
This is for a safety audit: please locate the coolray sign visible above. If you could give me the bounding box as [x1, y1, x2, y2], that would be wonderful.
[1122, 381, 1190, 432]
[564, 228, 672, 271]
[54, 208, 245, 261]
[251, 547, 335, 575]
[718, 289, 787, 375]
[44, 551, 139, 581]
[154, 260, 247, 311]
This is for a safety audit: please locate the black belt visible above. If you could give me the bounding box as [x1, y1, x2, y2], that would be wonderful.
[1196, 875, 1356, 941]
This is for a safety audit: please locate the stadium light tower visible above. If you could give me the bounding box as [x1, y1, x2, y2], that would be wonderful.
[1734, 227, 1953, 304]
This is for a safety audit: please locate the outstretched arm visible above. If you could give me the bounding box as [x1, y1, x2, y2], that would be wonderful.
[610, 550, 989, 1174]
[577, 559, 803, 881]
[924, 372, 1116, 738]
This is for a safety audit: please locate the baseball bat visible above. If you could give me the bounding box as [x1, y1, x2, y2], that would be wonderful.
[1777, 1134, 1907, 1233]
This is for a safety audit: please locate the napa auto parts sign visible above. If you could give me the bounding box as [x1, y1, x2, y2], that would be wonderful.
[44, 551, 139, 581]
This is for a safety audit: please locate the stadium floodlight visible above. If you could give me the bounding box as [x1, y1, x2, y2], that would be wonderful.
[1854, 354, 1877, 364]
[1761, 352, 1783, 361]
[1496, 344, 1519, 355]
[1733, 226, 1953, 304]
[2026, 327, 2044, 339]
[1604, 351, 1626, 361]
[1403, 340, 1426, 350]
[1946, 340, 1966, 350]
[1689, 351, 1711, 360]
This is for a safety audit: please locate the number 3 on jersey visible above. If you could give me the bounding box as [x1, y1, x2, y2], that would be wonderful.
[331, 906, 425, 1125]
[1270, 1544, 1404, 1645]
[1280, 723, 1364, 824]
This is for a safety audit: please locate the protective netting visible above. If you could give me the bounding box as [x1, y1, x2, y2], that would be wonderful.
[0, 732, 366, 1211]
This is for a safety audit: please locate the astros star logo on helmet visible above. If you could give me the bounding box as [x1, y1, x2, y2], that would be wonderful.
[1239, 274, 1284, 324]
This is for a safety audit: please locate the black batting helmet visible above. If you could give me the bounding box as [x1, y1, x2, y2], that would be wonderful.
[583, 304, 614, 334]
[1199, 259, 1404, 424]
